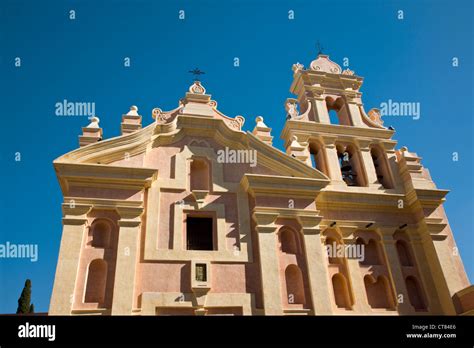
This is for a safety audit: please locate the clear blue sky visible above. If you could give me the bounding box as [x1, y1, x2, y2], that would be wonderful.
[0, 0, 472, 313]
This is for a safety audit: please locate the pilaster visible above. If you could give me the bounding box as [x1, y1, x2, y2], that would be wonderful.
[379, 228, 413, 314]
[342, 236, 371, 313]
[253, 211, 283, 315]
[49, 204, 90, 315]
[111, 207, 143, 315]
[409, 228, 456, 314]
[299, 216, 332, 314]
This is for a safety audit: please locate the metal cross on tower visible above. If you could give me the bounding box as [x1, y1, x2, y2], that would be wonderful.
[188, 68, 205, 81]
[316, 41, 324, 55]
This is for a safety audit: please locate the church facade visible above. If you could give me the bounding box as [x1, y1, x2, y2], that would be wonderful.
[49, 52, 472, 315]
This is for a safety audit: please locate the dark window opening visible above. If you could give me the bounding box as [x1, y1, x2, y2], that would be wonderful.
[186, 217, 214, 250]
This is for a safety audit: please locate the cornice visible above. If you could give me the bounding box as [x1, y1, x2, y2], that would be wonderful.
[62, 197, 144, 221]
[54, 162, 157, 196]
[281, 120, 395, 147]
[317, 189, 407, 212]
[63, 197, 144, 209]
[241, 173, 328, 198]
[291, 69, 364, 96]
[253, 206, 322, 221]
[405, 187, 449, 208]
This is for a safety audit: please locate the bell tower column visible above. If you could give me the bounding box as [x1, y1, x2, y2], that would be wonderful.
[322, 138, 344, 183]
[344, 94, 365, 127]
[357, 140, 380, 187]
[312, 92, 331, 124]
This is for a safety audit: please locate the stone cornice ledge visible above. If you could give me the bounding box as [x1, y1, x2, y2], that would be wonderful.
[54, 162, 158, 195]
[281, 120, 395, 146]
[254, 206, 322, 220]
[317, 190, 406, 211]
[241, 174, 328, 198]
[405, 188, 449, 208]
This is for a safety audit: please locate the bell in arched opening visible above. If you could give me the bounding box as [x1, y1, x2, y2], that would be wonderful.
[339, 151, 357, 186]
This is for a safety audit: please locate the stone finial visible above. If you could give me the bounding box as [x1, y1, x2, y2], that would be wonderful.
[180, 80, 214, 117]
[79, 116, 103, 147]
[255, 116, 267, 128]
[121, 105, 142, 135]
[367, 108, 384, 126]
[292, 62, 304, 74]
[127, 105, 139, 116]
[189, 81, 206, 95]
[87, 116, 100, 128]
[342, 68, 355, 76]
[289, 136, 303, 149]
[396, 146, 422, 170]
[399, 146, 418, 159]
[252, 116, 273, 145]
[285, 98, 299, 120]
[288, 135, 308, 162]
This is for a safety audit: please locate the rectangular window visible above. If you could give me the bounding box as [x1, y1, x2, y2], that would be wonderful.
[195, 263, 207, 282]
[186, 216, 214, 250]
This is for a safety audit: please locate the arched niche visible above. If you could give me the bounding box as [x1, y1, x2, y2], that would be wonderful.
[405, 276, 427, 311]
[356, 237, 382, 265]
[332, 273, 352, 309]
[325, 236, 342, 264]
[393, 230, 415, 268]
[364, 275, 394, 309]
[279, 228, 299, 254]
[84, 259, 108, 305]
[285, 264, 306, 305]
[190, 157, 210, 191]
[396, 239, 414, 267]
[89, 219, 113, 249]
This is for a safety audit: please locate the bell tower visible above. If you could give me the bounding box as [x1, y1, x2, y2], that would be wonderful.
[281, 52, 469, 315]
[282, 53, 399, 190]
